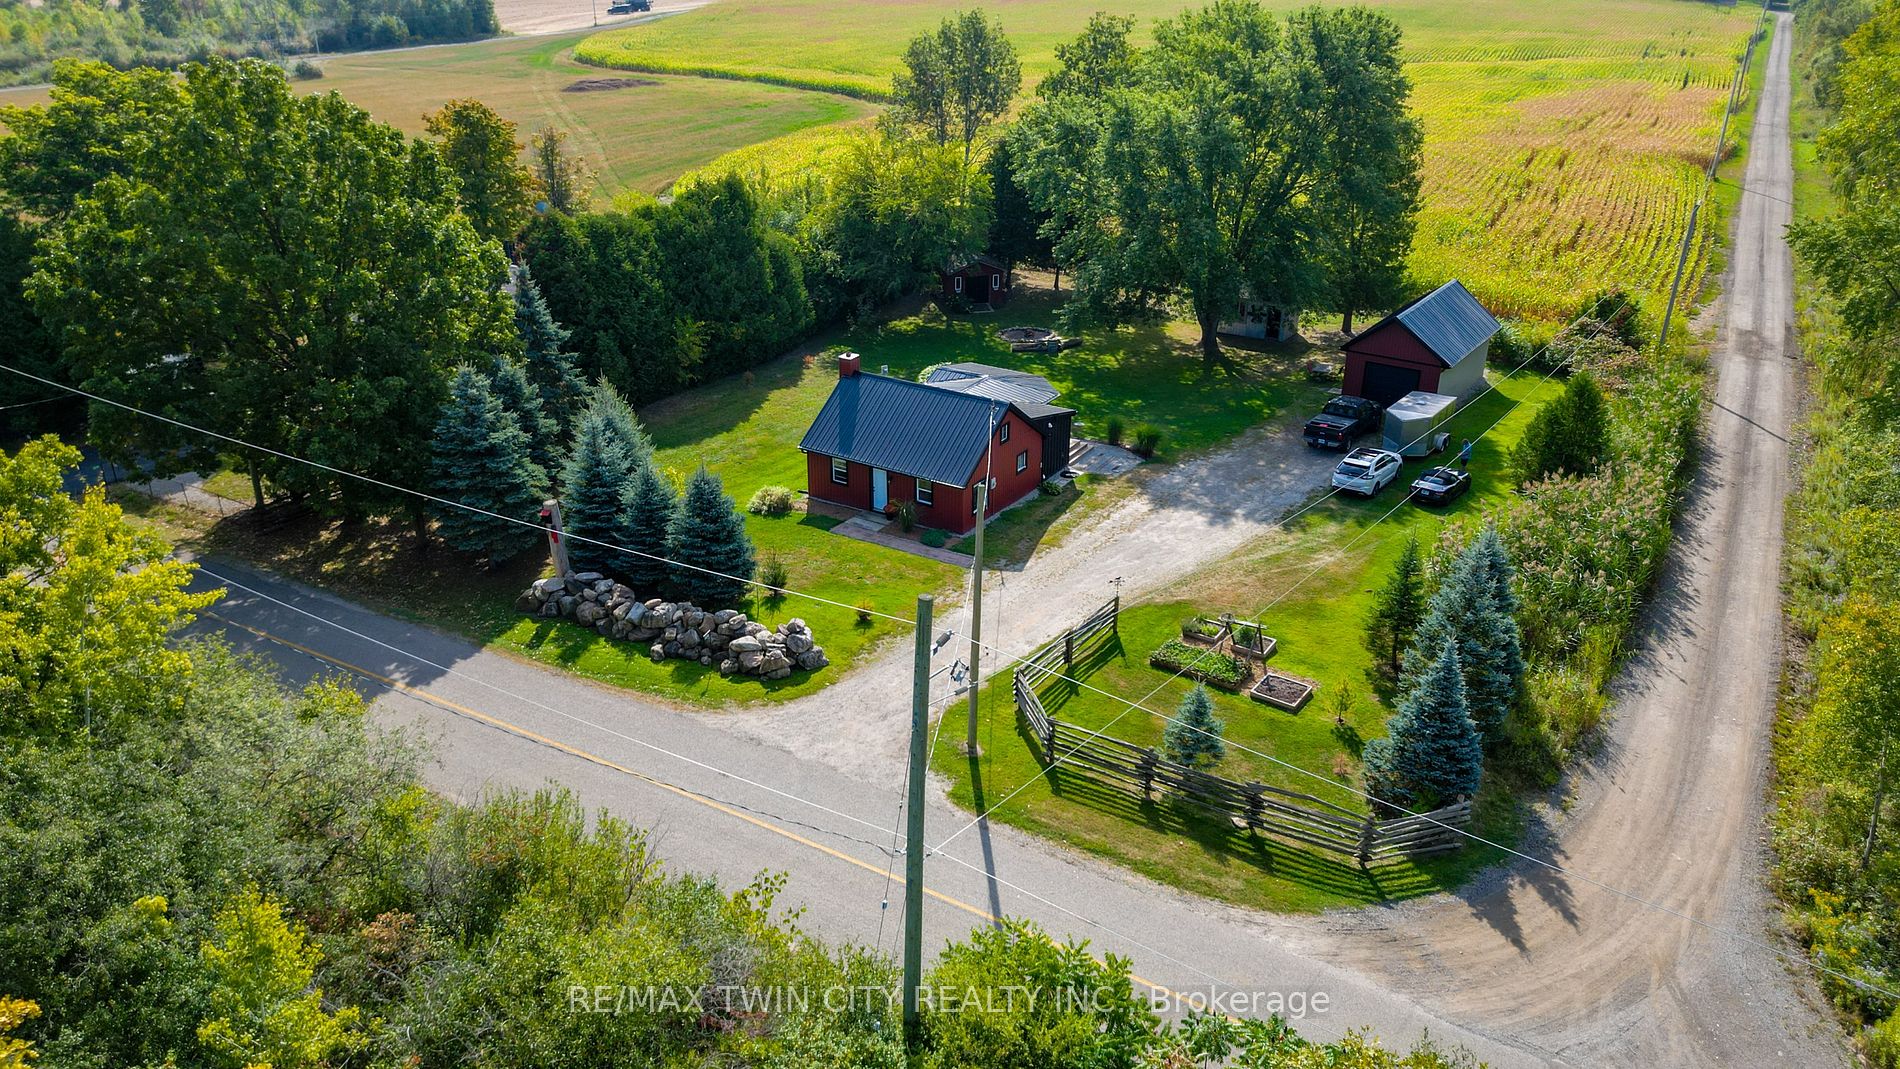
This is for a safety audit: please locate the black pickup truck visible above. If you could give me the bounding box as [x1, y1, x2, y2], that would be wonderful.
[1302, 395, 1383, 450]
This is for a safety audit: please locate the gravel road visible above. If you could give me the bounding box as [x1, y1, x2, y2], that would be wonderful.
[1285, 16, 1849, 1065]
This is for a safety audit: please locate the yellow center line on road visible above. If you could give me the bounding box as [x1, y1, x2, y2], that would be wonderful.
[204, 610, 1188, 1002]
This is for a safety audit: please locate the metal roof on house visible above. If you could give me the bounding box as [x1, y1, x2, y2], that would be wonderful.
[1348, 279, 1500, 368]
[800, 373, 1017, 485]
[924, 362, 1062, 406]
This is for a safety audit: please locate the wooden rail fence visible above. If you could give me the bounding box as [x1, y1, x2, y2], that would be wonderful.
[1013, 599, 1471, 865]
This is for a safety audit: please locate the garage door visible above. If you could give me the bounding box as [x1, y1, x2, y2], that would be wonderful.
[1361, 362, 1423, 408]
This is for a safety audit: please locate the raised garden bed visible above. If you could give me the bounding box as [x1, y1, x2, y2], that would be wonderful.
[1150, 638, 1245, 692]
[1179, 616, 1276, 660]
[1249, 670, 1317, 711]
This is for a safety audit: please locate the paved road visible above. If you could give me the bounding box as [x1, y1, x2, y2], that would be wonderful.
[186, 556, 1534, 1064]
[173, 13, 1842, 1065]
[1302, 15, 1847, 1066]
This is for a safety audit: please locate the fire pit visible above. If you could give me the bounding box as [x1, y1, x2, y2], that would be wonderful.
[996, 325, 1068, 352]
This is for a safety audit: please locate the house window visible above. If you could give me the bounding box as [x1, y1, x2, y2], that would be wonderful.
[1016, 450, 1029, 474]
[999, 420, 1010, 443]
[830, 457, 849, 485]
[992, 273, 1002, 289]
[954, 276, 963, 293]
[915, 479, 933, 506]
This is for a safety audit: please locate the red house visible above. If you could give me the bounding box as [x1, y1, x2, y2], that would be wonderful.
[1340, 279, 1499, 408]
[799, 353, 1061, 535]
[940, 253, 1010, 306]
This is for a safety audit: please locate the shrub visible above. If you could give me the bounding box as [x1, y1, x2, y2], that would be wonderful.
[1511, 370, 1608, 484]
[921, 529, 947, 548]
[854, 600, 875, 624]
[1131, 423, 1162, 458]
[746, 484, 795, 516]
[1868, 1007, 1900, 1069]
[895, 500, 916, 532]
[1104, 415, 1125, 446]
[759, 553, 788, 593]
[291, 58, 324, 80]
[1575, 285, 1647, 349]
[1038, 478, 1063, 497]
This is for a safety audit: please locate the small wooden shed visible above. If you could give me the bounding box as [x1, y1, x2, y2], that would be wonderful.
[941, 254, 1010, 306]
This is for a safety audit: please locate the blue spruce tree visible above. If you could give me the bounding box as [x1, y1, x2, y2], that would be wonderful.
[1402, 534, 1524, 744]
[1376, 644, 1483, 807]
[429, 364, 548, 562]
[489, 355, 563, 479]
[1163, 685, 1226, 768]
[557, 409, 635, 576]
[615, 460, 677, 593]
[581, 377, 652, 473]
[514, 262, 586, 430]
[667, 465, 755, 606]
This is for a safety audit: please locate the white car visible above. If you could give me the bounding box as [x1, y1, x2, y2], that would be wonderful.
[1331, 448, 1404, 497]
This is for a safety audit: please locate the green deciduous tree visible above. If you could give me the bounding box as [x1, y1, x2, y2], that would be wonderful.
[1015, 0, 1417, 361]
[616, 460, 677, 594]
[806, 129, 991, 310]
[892, 9, 1021, 175]
[0, 59, 183, 219]
[26, 59, 514, 519]
[1511, 370, 1609, 484]
[1163, 684, 1226, 768]
[1303, 7, 1423, 333]
[429, 364, 548, 562]
[667, 466, 754, 606]
[0, 437, 218, 741]
[1364, 534, 1426, 683]
[1036, 13, 1138, 100]
[1364, 644, 1483, 809]
[528, 124, 590, 213]
[425, 97, 534, 244]
[197, 886, 363, 1069]
[921, 920, 1158, 1069]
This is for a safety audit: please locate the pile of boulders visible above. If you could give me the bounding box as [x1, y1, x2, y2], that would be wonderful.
[516, 572, 829, 679]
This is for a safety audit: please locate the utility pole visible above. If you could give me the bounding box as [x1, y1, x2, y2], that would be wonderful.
[964, 481, 987, 755]
[903, 593, 934, 1050]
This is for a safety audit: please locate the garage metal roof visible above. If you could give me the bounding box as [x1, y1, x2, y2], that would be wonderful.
[800, 373, 1015, 485]
[1392, 280, 1499, 367]
[924, 362, 1062, 406]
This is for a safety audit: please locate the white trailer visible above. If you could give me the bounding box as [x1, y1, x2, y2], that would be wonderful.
[1382, 391, 1458, 457]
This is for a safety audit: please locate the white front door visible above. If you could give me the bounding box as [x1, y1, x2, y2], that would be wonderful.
[871, 468, 888, 511]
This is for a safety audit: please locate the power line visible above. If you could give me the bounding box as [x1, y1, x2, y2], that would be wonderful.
[931, 297, 1607, 854]
[193, 562, 904, 843]
[0, 361, 920, 628]
[196, 560, 1240, 1000]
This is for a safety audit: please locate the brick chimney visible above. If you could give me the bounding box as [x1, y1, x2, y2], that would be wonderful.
[838, 351, 861, 378]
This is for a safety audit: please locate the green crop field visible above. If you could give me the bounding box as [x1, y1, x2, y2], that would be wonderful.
[0, 29, 875, 201]
[299, 30, 876, 198]
[586, 0, 1760, 320]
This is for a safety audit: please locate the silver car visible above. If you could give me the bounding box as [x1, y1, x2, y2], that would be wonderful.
[1331, 448, 1404, 497]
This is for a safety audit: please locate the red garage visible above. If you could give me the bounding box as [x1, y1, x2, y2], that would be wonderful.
[1341, 279, 1499, 408]
[799, 353, 1064, 535]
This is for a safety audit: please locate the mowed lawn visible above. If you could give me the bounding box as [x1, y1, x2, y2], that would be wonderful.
[586, 0, 1758, 319]
[930, 369, 1562, 912]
